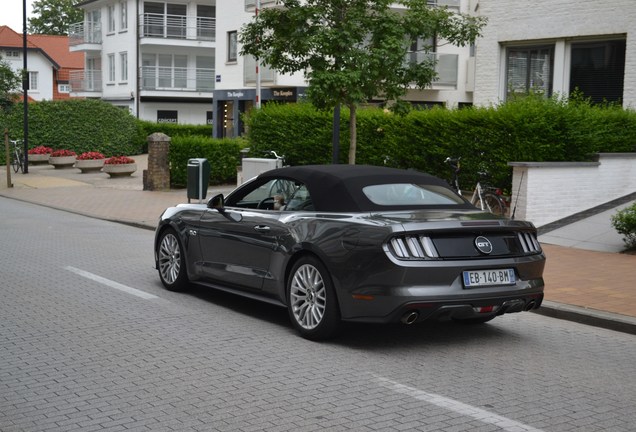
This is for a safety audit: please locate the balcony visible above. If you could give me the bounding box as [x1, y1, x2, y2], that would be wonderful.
[245, 0, 281, 12]
[427, 0, 460, 9]
[69, 70, 102, 94]
[405, 52, 459, 88]
[68, 22, 102, 51]
[243, 56, 276, 86]
[139, 66, 215, 93]
[139, 13, 215, 42]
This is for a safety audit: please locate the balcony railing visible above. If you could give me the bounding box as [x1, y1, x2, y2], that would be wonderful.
[245, 0, 281, 11]
[427, 0, 460, 9]
[69, 70, 102, 92]
[243, 56, 276, 85]
[69, 22, 102, 46]
[139, 13, 215, 41]
[405, 52, 459, 87]
[139, 66, 215, 91]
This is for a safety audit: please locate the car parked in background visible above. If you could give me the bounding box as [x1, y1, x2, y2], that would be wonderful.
[154, 165, 545, 340]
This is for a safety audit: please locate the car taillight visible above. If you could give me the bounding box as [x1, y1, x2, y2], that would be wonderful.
[387, 235, 439, 260]
[517, 232, 542, 254]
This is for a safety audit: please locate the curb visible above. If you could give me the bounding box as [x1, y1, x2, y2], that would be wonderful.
[534, 300, 636, 335]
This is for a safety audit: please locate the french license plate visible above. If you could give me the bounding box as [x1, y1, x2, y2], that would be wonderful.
[463, 269, 516, 288]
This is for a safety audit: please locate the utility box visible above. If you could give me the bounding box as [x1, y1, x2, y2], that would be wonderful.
[240, 158, 282, 185]
[187, 158, 210, 202]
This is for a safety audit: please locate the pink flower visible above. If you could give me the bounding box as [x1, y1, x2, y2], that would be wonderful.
[77, 151, 105, 160]
[50, 149, 77, 157]
[104, 156, 135, 165]
[28, 146, 53, 155]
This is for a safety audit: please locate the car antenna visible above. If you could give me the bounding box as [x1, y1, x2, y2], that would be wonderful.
[510, 171, 524, 220]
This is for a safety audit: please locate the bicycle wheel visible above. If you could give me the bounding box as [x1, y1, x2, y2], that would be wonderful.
[12, 150, 24, 173]
[475, 192, 506, 216]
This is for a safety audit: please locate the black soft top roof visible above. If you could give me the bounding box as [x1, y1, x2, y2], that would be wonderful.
[254, 164, 472, 212]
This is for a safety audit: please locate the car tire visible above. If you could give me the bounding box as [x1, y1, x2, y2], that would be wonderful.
[287, 256, 341, 340]
[157, 228, 189, 292]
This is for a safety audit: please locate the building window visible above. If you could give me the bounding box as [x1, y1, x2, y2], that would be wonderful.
[157, 110, 178, 123]
[108, 54, 115, 82]
[506, 45, 553, 99]
[5, 50, 20, 58]
[108, 5, 116, 33]
[58, 84, 71, 93]
[227, 31, 237, 62]
[120, 52, 128, 82]
[120, 1, 128, 30]
[570, 39, 625, 105]
[28, 71, 38, 91]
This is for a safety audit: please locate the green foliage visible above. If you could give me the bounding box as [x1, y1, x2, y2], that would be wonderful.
[0, 56, 21, 111]
[239, 0, 486, 163]
[137, 121, 213, 153]
[29, 0, 84, 35]
[0, 99, 144, 164]
[168, 136, 247, 187]
[611, 203, 636, 249]
[245, 96, 636, 191]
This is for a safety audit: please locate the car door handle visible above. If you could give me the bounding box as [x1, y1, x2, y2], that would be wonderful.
[253, 225, 271, 232]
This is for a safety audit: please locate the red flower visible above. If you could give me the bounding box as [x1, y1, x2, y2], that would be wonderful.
[28, 146, 53, 155]
[104, 156, 135, 165]
[50, 149, 77, 157]
[77, 151, 105, 160]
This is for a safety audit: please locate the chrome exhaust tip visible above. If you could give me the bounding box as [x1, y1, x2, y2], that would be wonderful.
[401, 311, 419, 325]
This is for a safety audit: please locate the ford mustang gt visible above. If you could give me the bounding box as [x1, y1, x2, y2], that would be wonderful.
[154, 165, 545, 340]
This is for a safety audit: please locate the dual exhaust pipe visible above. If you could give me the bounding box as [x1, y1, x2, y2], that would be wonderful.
[400, 299, 537, 325]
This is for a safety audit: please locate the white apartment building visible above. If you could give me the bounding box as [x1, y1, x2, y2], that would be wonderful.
[472, 0, 636, 108]
[70, 0, 216, 124]
[213, 0, 477, 137]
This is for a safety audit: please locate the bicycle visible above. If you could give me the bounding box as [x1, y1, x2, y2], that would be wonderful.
[445, 156, 507, 216]
[10, 139, 25, 173]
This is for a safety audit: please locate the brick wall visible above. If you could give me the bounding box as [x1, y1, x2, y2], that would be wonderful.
[509, 153, 636, 227]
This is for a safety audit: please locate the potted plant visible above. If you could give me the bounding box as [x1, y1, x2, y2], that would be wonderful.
[102, 156, 137, 177]
[27, 146, 53, 164]
[75, 151, 106, 173]
[49, 149, 77, 169]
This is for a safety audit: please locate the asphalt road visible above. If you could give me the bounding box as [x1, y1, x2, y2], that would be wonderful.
[1, 197, 635, 432]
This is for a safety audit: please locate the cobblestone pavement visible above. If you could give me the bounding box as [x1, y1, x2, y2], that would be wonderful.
[1, 157, 636, 335]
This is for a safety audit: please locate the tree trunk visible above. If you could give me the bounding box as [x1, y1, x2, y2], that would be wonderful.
[348, 103, 357, 165]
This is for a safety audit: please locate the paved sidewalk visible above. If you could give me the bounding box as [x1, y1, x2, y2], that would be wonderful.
[2, 156, 636, 334]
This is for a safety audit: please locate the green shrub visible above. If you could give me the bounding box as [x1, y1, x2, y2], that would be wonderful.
[611, 203, 636, 249]
[1, 99, 144, 163]
[168, 135, 247, 187]
[244, 96, 636, 192]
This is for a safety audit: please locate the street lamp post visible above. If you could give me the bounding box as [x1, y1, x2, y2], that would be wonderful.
[22, 0, 29, 173]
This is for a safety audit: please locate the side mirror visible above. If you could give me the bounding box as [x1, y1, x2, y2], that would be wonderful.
[207, 194, 224, 209]
[207, 194, 242, 222]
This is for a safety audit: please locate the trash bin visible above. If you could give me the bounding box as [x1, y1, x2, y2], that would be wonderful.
[187, 158, 211, 202]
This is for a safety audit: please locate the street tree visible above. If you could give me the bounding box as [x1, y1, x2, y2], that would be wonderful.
[28, 0, 83, 35]
[0, 57, 21, 111]
[240, 0, 486, 164]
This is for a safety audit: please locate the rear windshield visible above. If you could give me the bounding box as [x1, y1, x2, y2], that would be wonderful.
[362, 183, 465, 206]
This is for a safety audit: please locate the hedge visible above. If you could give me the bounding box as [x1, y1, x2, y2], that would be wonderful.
[168, 135, 247, 187]
[1, 99, 144, 163]
[245, 97, 636, 191]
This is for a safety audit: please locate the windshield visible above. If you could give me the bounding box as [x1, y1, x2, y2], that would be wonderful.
[362, 183, 465, 206]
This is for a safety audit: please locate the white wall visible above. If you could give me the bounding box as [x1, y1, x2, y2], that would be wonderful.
[509, 153, 636, 227]
[6, 53, 54, 101]
[473, 0, 636, 108]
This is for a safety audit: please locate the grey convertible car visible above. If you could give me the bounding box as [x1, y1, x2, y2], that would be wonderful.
[154, 165, 545, 340]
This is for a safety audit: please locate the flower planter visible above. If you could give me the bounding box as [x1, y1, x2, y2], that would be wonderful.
[28, 154, 50, 165]
[49, 155, 77, 169]
[75, 158, 105, 173]
[103, 163, 137, 178]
